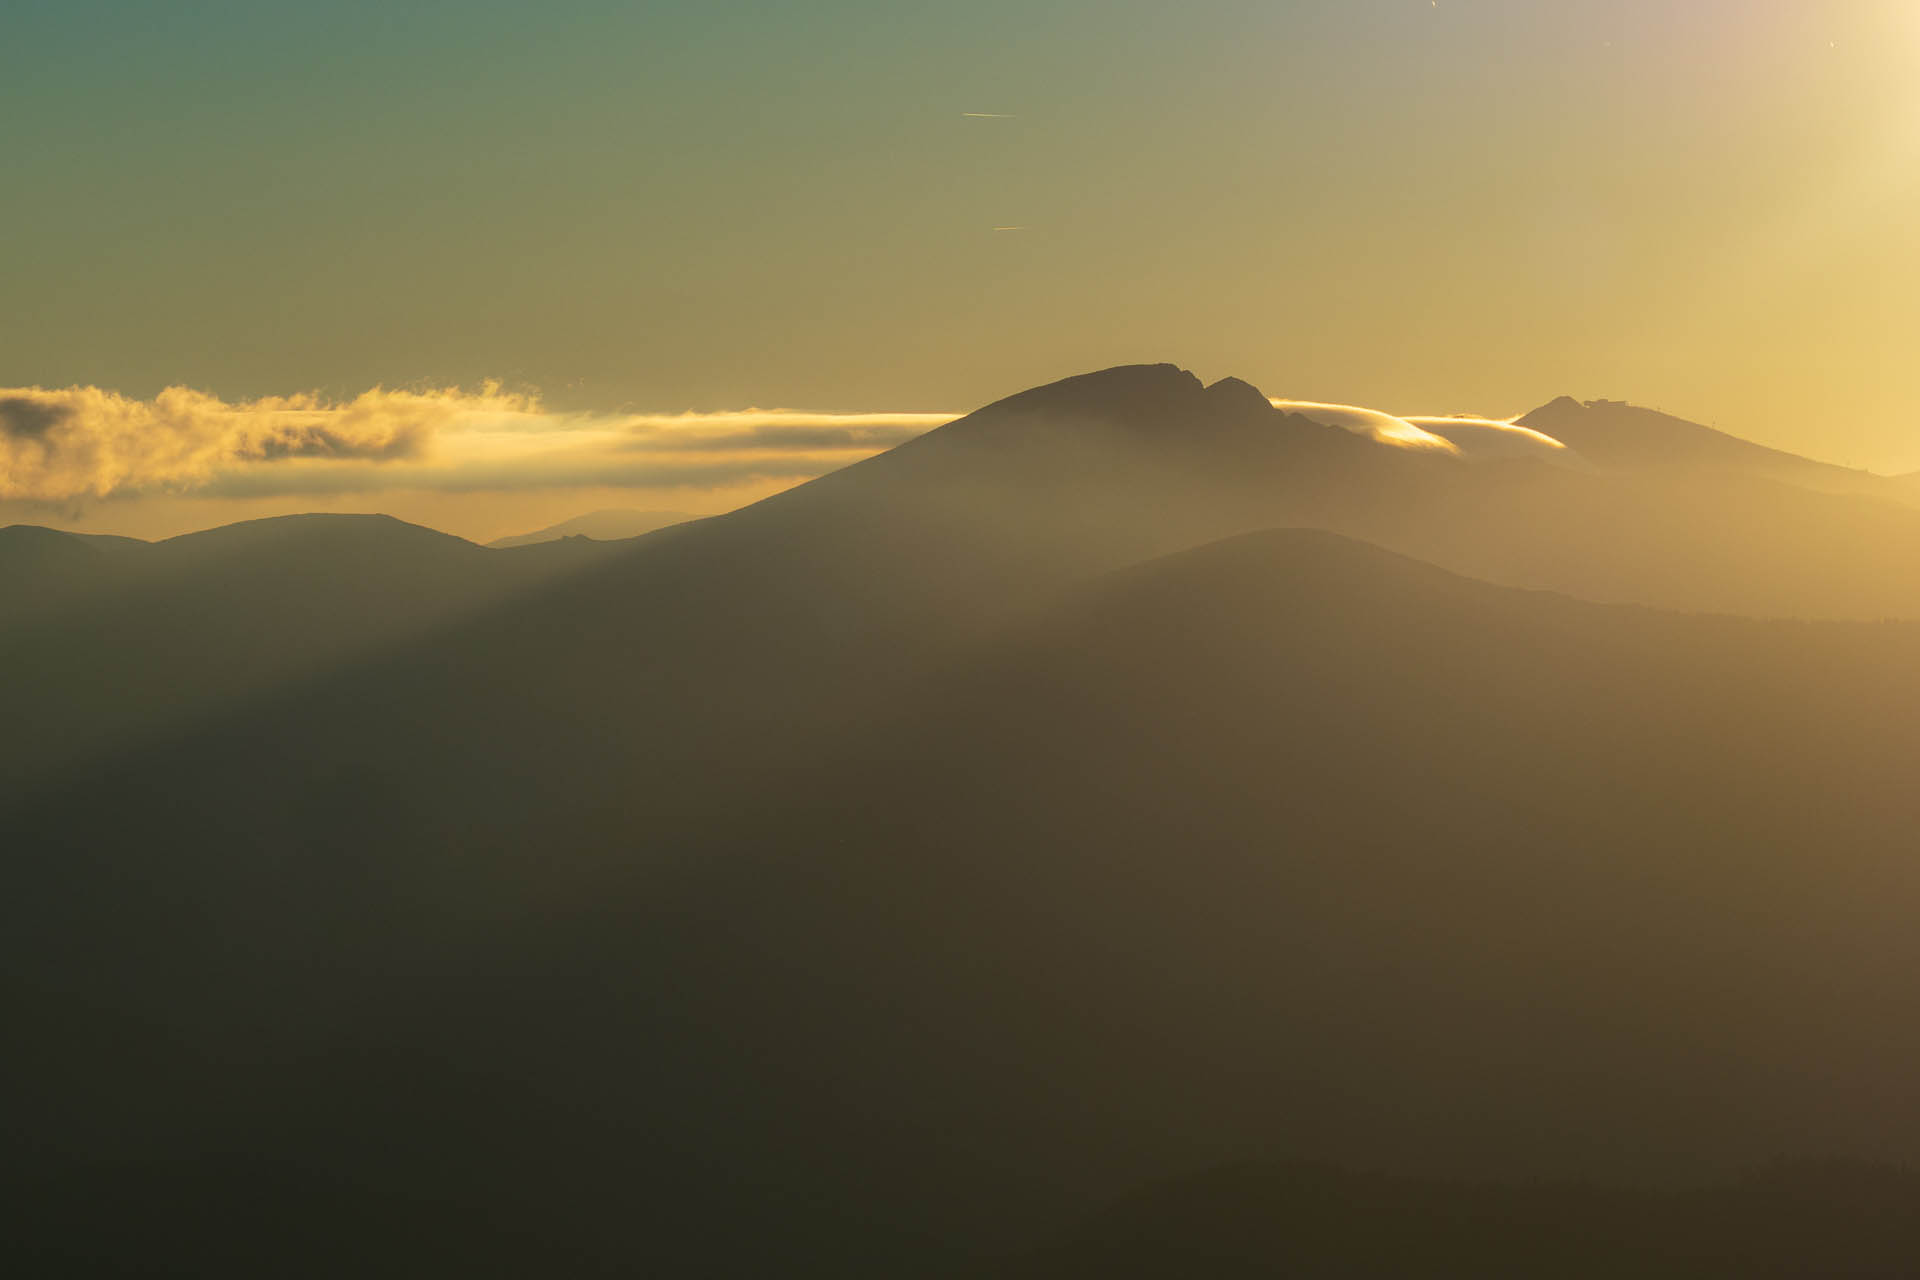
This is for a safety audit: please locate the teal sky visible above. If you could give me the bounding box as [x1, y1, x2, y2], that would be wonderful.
[6, 0, 1920, 472]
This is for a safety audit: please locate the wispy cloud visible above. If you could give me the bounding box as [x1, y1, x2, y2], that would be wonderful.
[1271, 400, 1460, 454]
[0, 384, 960, 503]
[616, 409, 953, 445]
[961, 112, 1017, 119]
[1403, 415, 1575, 460]
[1273, 400, 1577, 462]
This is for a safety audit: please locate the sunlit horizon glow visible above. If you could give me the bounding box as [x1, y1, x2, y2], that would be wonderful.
[12, 370, 1911, 541]
[6, 1, 1920, 487]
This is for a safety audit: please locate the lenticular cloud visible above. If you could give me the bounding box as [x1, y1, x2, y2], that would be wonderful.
[1271, 399, 1575, 463]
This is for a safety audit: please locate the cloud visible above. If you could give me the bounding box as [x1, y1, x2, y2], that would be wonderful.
[191, 454, 855, 499]
[625, 424, 930, 453]
[615, 410, 952, 455]
[1272, 400, 1460, 453]
[0, 396, 72, 439]
[0, 383, 530, 502]
[1403, 416, 1578, 463]
[1273, 400, 1578, 463]
[0, 383, 959, 503]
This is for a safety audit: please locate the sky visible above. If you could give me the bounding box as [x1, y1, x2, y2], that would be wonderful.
[5, 0, 1920, 539]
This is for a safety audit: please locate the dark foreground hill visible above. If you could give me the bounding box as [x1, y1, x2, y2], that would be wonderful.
[9, 525, 1920, 1274]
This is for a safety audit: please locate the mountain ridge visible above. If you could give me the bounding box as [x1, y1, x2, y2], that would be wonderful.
[8, 365, 1920, 1274]
[1517, 395, 1898, 499]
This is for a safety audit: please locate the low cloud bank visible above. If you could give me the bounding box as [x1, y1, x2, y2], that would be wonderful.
[0, 384, 960, 503]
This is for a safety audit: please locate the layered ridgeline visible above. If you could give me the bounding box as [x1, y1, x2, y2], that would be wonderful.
[7, 366, 1920, 1276]
[0, 515, 635, 802]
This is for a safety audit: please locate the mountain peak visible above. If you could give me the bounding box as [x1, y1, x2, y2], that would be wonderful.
[155, 512, 478, 559]
[978, 363, 1207, 423]
[1525, 395, 1587, 420]
[1519, 396, 1665, 436]
[1203, 376, 1276, 417]
[1514, 397, 1871, 483]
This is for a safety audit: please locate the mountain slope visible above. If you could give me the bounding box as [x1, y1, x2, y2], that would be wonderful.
[9, 525, 1920, 1273]
[0, 513, 626, 799]
[10, 365, 1920, 1273]
[0, 524, 151, 625]
[1517, 396, 1905, 502]
[756, 529, 1920, 1187]
[468, 367, 1920, 635]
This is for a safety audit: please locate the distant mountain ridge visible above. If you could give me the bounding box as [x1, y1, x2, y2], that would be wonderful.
[1518, 395, 1907, 500]
[487, 509, 702, 548]
[0, 512, 626, 799]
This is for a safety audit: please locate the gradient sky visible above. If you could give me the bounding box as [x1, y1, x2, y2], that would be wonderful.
[6, 0, 1920, 537]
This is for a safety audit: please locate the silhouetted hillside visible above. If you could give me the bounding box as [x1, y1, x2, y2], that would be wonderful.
[9, 519, 1920, 1272]
[571, 365, 1920, 622]
[9, 367, 1920, 1274]
[1518, 396, 1906, 503]
[0, 523, 149, 628]
[0, 513, 625, 799]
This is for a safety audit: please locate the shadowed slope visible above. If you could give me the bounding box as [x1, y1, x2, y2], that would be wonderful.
[10, 367, 1920, 1274]
[0, 513, 627, 799]
[499, 365, 1920, 628]
[740, 529, 1920, 1193]
[9, 527, 1920, 1274]
[0, 524, 151, 628]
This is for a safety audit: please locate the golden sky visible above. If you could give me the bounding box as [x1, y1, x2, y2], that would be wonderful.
[5, 1, 1918, 538]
